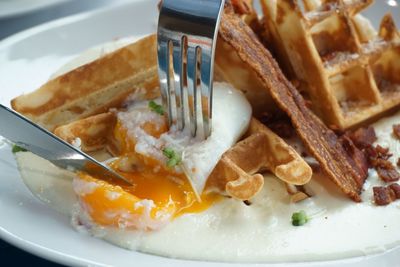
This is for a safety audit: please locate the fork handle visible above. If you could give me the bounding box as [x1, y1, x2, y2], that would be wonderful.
[159, 0, 225, 40]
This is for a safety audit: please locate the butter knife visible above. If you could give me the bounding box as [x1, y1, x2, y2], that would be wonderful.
[0, 104, 132, 186]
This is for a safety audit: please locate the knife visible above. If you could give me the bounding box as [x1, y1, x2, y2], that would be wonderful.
[0, 104, 132, 186]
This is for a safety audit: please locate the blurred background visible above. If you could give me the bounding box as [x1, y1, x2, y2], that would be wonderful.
[0, 0, 132, 40]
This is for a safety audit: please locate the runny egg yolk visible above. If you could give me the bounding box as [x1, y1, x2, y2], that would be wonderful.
[74, 116, 220, 231]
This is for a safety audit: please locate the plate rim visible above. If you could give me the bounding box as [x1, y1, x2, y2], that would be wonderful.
[0, 0, 141, 50]
[0, 0, 72, 20]
[0, 0, 399, 266]
[0, 226, 110, 267]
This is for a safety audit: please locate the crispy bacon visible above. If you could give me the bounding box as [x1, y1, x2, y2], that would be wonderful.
[376, 166, 400, 183]
[374, 145, 392, 160]
[373, 183, 400, 206]
[393, 124, 400, 140]
[373, 186, 396, 206]
[365, 145, 399, 183]
[347, 126, 377, 149]
[365, 146, 388, 167]
[218, 4, 367, 201]
[231, 0, 254, 15]
[347, 126, 400, 183]
[372, 158, 394, 169]
[389, 183, 400, 199]
[341, 136, 369, 179]
[269, 122, 294, 139]
[260, 113, 295, 138]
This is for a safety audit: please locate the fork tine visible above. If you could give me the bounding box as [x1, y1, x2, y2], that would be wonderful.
[172, 38, 185, 130]
[157, 37, 173, 126]
[186, 45, 199, 137]
[158, 0, 225, 139]
[200, 48, 213, 138]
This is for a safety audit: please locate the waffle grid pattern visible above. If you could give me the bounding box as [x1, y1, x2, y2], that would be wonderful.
[263, 0, 400, 129]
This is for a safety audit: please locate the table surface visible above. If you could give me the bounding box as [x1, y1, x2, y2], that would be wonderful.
[0, 1, 129, 265]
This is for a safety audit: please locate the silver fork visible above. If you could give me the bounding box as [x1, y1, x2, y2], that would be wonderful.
[157, 0, 225, 139]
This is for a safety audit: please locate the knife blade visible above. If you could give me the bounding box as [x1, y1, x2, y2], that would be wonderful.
[0, 104, 132, 186]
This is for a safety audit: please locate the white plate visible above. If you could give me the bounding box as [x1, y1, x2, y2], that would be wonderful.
[0, 0, 399, 266]
[0, 0, 71, 19]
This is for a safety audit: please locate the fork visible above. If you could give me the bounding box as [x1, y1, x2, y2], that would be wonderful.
[157, 0, 225, 139]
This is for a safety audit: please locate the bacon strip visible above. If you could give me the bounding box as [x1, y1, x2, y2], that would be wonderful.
[218, 4, 367, 201]
[231, 0, 254, 15]
[340, 135, 369, 179]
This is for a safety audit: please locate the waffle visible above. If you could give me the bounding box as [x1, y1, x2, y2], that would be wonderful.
[218, 3, 367, 202]
[261, 0, 400, 130]
[55, 112, 312, 200]
[206, 118, 312, 199]
[54, 112, 115, 152]
[11, 35, 160, 131]
[12, 34, 312, 201]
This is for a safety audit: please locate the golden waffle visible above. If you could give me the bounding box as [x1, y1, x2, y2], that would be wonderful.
[55, 112, 312, 200]
[218, 3, 367, 202]
[206, 118, 312, 199]
[12, 3, 369, 202]
[11, 35, 160, 131]
[261, 0, 400, 130]
[54, 112, 115, 152]
[12, 34, 312, 201]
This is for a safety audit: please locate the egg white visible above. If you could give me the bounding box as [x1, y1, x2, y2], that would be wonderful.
[117, 81, 251, 196]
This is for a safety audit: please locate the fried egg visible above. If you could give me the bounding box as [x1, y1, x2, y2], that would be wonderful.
[71, 82, 251, 231]
[36, 38, 249, 231]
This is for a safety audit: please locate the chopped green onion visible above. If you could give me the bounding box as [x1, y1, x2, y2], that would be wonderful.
[162, 147, 181, 167]
[291, 210, 309, 226]
[12, 144, 27, 153]
[166, 158, 179, 168]
[163, 147, 175, 158]
[148, 100, 164, 115]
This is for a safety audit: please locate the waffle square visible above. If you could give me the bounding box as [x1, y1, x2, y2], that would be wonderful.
[262, 0, 400, 129]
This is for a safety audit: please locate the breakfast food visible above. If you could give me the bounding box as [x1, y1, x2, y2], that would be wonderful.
[12, 33, 312, 201]
[68, 81, 255, 230]
[14, 110, 400, 261]
[218, 3, 367, 202]
[261, 0, 400, 130]
[6, 0, 400, 263]
[11, 35, 160, 131]
[11, 23, 315, 232]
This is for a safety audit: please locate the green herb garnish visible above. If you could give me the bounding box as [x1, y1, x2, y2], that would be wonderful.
[12, 144, 27, 153]
[291, 210, 309, 226]
[148, 100, 164, 115]
[162, 147, 181, 167]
